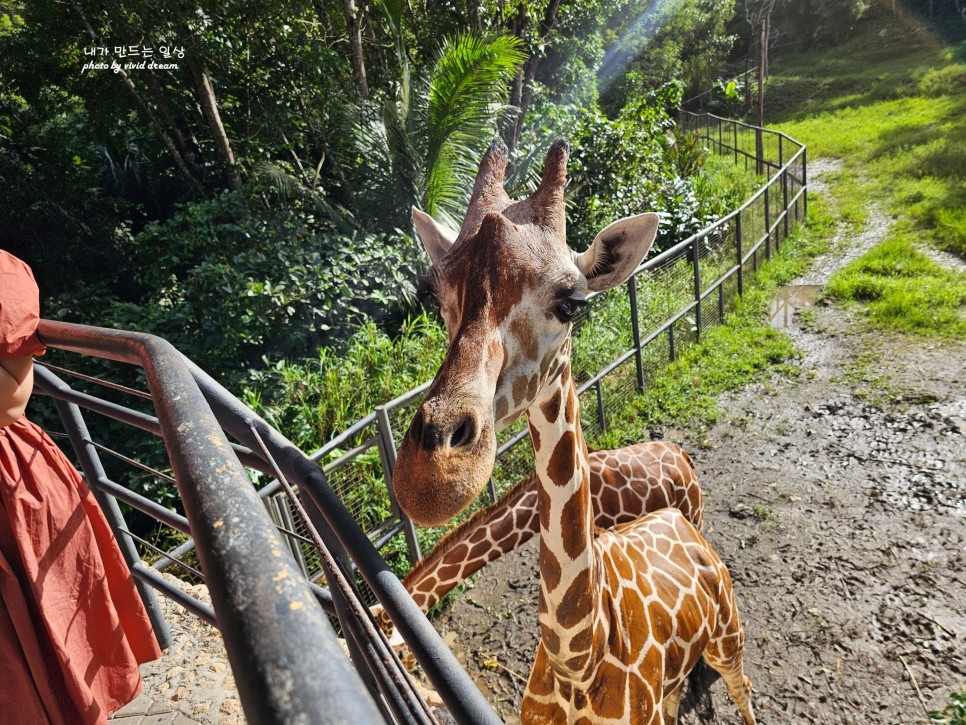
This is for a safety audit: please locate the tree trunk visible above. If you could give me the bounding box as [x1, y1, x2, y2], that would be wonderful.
[506, 0, 563, 152]
[468, 0, 482, 34]
[509, 56, 540, 151]
[756, 21, 765, 175]
[68, 0, 207, 196]
[757, 21, 765, 125]
[763, 11, 770, 78]
[190, 64, 243, 191]
[142, 70, 206, 181]
[310, 0, 329, 24]
[505, 3, 529, 139]
[343, 0, 369, 99]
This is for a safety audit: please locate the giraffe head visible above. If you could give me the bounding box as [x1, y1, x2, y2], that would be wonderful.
[393, 139, 658, 526]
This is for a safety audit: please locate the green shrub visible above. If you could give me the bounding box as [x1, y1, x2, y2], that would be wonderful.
[515, 83, 712, 253]
[918, 63, 966, 97]
[116, 188, 424, 378]
[245, 312, 448, 451]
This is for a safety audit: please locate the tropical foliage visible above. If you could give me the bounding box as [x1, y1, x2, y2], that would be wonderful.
[3, 0, 960, 426]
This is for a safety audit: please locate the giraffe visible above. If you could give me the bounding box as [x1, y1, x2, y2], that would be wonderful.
[378, 441, 703, 641]
[391, 139, 756, 723]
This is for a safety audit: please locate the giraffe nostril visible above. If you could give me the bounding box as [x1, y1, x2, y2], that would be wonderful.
[448, 415, 477, 450]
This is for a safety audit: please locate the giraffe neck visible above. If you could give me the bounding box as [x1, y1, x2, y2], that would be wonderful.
[399, 442, 703, 614]
[526, 364, 600, 684]
[402, 473, 539, 612]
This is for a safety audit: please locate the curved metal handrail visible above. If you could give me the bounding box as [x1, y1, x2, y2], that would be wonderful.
[36, 319, 385, 725]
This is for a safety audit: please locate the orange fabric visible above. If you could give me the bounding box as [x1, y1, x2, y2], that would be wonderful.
[0, 249, 160, 722]
[0, 418, 162, 724]
[0, 250, 46, 358]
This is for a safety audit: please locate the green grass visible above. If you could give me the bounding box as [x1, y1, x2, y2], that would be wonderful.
[769, 13, 966, 259]
[758, 11, 966, 343]
[826, 236, 966, 338]
[930, 689, 966, 725]
[592, 219, 829, 446]
[693, 153, 765, 219]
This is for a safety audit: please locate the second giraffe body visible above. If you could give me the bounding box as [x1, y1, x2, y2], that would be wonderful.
[401, 442, 703, 617]
[392, 139, 756, 723]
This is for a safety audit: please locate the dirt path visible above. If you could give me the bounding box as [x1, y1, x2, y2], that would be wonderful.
[428, 171, 966, 723]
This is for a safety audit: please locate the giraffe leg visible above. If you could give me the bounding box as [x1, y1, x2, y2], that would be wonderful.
[717, 666, 755, 725]
[662, 685, 684, 724]
[702, 641, 756, 725]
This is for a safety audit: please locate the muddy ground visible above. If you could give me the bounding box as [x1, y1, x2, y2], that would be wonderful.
[427, 225, 966, 721]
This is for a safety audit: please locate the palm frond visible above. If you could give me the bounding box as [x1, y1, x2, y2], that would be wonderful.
[349, 32, 524, 232]
[251, 160, 357, 234]
[421, 34, 525, 218]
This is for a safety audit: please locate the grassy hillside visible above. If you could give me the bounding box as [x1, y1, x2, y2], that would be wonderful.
[769, 12, 966, 262]
[600, 10, 966, 445]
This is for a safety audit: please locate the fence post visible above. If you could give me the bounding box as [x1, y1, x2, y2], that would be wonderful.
[627, 275, 645, 392]
[375, 406, 422, 562]
[755, 127, 764, 175]
[803, 147, 809, 220]
[764, 184, 771, 260]
[595, 381, 606, 432]
[692, 237, 702, 340]
[782, 165, 789, 245]
[486, 476, 498, 505]
[733, 122, 738, 165]
[736, 211, 744, 296]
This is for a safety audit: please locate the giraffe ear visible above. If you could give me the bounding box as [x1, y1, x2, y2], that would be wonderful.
[412, 207, 458, 265]
[574, 213, 659, 292]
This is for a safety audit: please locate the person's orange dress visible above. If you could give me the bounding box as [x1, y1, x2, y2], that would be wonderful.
[0, 250, 161, 723]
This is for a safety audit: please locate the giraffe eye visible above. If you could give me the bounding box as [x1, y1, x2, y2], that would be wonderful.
[555, 297, 586, 322]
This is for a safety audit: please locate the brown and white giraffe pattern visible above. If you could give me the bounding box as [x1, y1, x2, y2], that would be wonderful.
[392, 139, 756, 724]
[521, 366, 755, 724]
[396, 440, 704, 618]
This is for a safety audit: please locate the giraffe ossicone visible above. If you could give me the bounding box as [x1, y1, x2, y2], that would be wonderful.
[393, 139, 755, 724]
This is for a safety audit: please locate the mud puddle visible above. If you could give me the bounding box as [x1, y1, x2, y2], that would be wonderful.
[769, 285, 823, 329]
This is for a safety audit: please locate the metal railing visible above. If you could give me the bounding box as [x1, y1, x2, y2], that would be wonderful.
[32, 321, 501, 725]
[282, 111, 808, 570]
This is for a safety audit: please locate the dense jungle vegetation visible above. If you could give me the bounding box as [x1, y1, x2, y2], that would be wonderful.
[2, 0, 961, 457]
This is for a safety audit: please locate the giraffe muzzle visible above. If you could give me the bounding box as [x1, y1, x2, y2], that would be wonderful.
[394, 404, 496, 526]
[409, 406, 481, 453]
